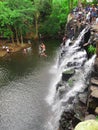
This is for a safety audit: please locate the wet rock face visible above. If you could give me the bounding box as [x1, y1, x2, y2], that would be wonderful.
[87, 93, 98, 114]
[67, 62, 81, 68]
[57, 23, 97, 130]
[84, 29, 91, 43]
[85, 114, 96, 120]
[91, 78, 98, 86]
[62, 69, 75, 81]
[59, 109, 84, 130]
[87, 77, 98, 114]
[95, 107, 98, 115]
[91, 89, 98, 98]
[56, 82, 64, 91]
[78, 92, 88, 104]
[92, 59, 98, 77]
[58, 88, 89, 130]
[88, 58, 98, 115]
[59, 110, 75, 130]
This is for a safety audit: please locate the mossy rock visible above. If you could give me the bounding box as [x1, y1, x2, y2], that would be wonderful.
[74, 120, 98, 130]
[68, 79, 74, 87]
[62, 69, 75, 81]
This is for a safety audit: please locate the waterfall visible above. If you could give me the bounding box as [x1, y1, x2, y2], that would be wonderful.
[46, 27, 96, 130]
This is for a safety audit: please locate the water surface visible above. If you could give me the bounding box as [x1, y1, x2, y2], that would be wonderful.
[0, 40, 59, 130]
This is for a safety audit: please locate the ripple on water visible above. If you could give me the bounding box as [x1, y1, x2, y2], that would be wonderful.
[0, 69, 53, 130]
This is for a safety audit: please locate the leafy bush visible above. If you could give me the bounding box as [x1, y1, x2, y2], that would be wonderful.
[96, 116, 98, 121]
[87, 45, 96, 54]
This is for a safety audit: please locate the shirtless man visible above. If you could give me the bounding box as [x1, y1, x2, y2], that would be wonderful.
[39, 43, 47, 57]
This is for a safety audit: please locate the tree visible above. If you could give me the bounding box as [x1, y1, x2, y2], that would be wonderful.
[32, 0, 52, 39]
[0, 0, 34, 44]
[39, 0, 70, 36]
[0, 1, 13, 41]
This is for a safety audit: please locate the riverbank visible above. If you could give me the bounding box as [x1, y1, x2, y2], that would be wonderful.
[0, 43, 32, 57]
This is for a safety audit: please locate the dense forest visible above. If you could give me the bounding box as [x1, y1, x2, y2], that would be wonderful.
[0, 0, 97, 44]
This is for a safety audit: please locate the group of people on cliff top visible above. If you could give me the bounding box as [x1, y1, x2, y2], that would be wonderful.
[61, 4, 98, 59]
[62, 4, 98, 42]
[73, 4, 98, 24]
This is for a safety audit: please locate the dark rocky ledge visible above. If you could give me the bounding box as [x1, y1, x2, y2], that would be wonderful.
[58, 23, 98, 130]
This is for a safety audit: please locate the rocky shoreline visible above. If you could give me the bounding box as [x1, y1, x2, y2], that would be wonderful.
[0, 43, 32, 57]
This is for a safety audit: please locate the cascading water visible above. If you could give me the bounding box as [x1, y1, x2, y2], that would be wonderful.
[46, 27, 96, 130]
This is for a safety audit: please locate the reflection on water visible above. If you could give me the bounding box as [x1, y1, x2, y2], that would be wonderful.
[0, 40, 59, 130]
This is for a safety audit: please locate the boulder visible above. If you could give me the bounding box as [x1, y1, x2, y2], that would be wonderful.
[88, 86, 98, 113]
[95, 107, 98, 115]
[62, 69, 75, 81]
[91, 78, 98, 86]
[67, 62, 81, 68]
[90, 85, 98, 91]
[56, 82, 63, 91]
[87, 96, 98, 113]
[78, 92, 88, 104]
[91, 89, 98, 98]
[85, 114, 96, 120]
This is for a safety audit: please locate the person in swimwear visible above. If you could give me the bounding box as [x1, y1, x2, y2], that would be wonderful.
[39, 42, 47, 57]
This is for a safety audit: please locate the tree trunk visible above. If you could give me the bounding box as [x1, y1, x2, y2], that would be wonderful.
[8, 26, 15, 44]
[71, 0, 73, 10]
[15, 27, 20, 44]
[84, 0, 86, 4]
[69, 0, 74, 11]
[20, 30, 23, 45]
[78, 0, 82, 7]
[11, 34, 15, 44]
[35, 12, 39, 39]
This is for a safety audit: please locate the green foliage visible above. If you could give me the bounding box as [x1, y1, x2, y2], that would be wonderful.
[0, 0, 34, 41]
[39, 19, 60, 36]
[1, 0, 94, 39]
[86, 0, 98, 5]
[38, 0, 52, 20]
[3, 29, 12, 38]
[87, 45, 96, 54]
[96, 116, 98, 121]
[39, 0, 70, 36]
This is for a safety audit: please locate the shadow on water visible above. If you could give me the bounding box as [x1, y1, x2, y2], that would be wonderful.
[0, 39, 59, 130]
